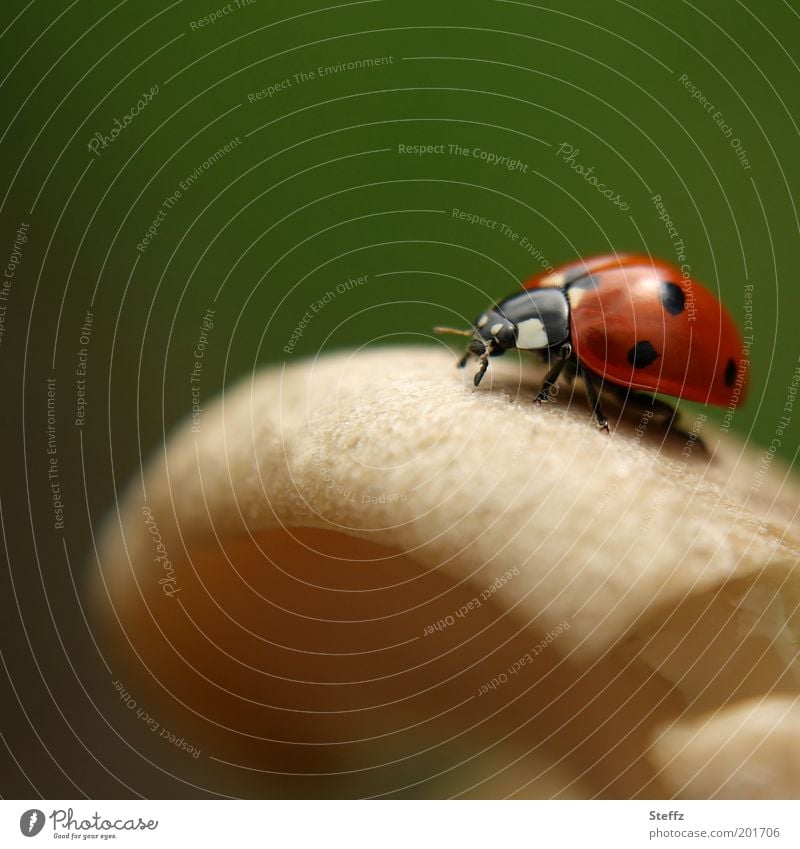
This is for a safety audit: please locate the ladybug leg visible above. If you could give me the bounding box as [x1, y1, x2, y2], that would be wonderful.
[534, 360, 567, 403]
[633, 394, 676, 420]
[535, 344, 572, 403]
[605, 385, 676, 421]
[579, 365, 609, 432]
[561, 357, 578, 385]
[605, 387, 708, 453]
[473, 350, 491, 387]
[457, 337, 486, 370]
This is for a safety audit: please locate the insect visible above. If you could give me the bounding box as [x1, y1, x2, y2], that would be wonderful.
[435, 253, 746, 430]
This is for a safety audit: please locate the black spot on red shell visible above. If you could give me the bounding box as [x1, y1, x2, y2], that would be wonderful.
[660, 281, 685, 316]
[627, 340, 659, 369]
[724, 358, 737, 387]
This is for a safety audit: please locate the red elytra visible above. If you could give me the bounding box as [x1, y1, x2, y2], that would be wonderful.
[521, 253, 747, 406]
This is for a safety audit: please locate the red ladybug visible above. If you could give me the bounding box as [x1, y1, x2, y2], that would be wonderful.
[435, 253, 746, 430]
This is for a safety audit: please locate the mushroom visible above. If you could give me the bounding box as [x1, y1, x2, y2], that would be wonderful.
[89, 347, 800, 798]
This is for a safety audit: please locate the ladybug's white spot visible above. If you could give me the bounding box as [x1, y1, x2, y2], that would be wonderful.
[516, 317, 548, 349]
[490, 322, 503, 336]
[477, 314, 489, 328]
[539, 273, 564, 289]
[566, 287, 590, 309]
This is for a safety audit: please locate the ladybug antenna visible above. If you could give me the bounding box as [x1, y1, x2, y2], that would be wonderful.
[433, 325, 473, 337]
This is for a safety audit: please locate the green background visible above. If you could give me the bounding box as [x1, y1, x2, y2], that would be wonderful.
[1, 0, 798, 798]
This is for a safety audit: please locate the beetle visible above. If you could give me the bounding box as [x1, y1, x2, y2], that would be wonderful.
[435, 253, 747, 430]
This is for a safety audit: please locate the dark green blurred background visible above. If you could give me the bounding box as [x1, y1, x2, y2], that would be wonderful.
[1, 0, 798, 798]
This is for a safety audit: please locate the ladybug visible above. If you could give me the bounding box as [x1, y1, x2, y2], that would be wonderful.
[435, 253, 746, 430]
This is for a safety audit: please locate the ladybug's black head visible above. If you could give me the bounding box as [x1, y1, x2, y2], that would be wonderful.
[433, 309, 518, 388]
[473, 308, 517, 352]
[435, 287, 570, 387]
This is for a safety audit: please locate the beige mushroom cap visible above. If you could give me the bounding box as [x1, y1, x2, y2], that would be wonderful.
[90, 347, 800, 798]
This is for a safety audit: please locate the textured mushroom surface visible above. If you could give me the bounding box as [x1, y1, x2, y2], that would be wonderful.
[90, 347, 800, 798]
[650, 696, 800, 798]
